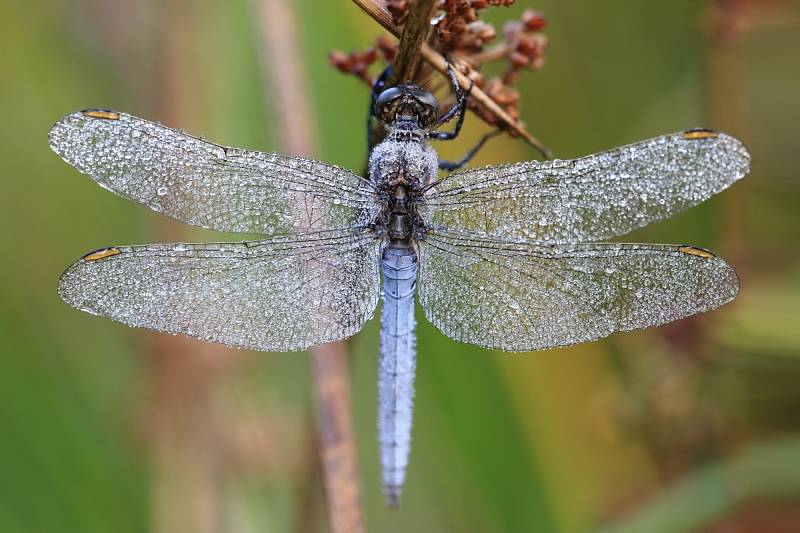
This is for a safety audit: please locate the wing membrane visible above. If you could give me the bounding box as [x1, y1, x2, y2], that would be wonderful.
[58, 229, 381, 351]
[425, 131, 750, 243]
[418, 230, 739, 351]
[49, 110, 379, 234]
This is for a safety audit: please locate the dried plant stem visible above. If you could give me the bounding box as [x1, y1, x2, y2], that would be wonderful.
[147, 342, 226, 533]
[312, 345, 367, 532]
[389, 0, 436, 85]
[255, 0, 317, 156]
[706, 2, 747, 267]
[470, 43, 513, 64]
[255, 0, 367, 532]
[351, 0, 553, 159]
[149, 2, 232, 532]
[352, 0, 396, 32]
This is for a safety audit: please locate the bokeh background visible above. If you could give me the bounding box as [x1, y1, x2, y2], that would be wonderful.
[1, 0, 799, 531]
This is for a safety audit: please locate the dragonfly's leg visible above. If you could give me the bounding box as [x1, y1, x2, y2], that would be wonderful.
[368, 65, 393, 152]
[429, 61, 473, 141]
[438, 130, 500, 171]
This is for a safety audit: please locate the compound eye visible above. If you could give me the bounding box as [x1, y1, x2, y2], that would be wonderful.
[408, 87, 439, 127]
[414, 88, 439, 114]
[376, 86, 404, 108]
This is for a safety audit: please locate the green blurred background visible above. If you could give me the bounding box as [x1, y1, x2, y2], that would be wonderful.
[1, 0, 799, 532]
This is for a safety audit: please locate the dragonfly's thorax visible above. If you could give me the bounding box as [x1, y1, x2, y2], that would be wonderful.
[386, 185, 413, 240]
[369, 128, 438, 243]
[369, 127, 438, 188]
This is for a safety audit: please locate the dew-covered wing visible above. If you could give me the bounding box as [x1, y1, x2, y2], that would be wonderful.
[58, 229, 381, 351]
[49, 110, 379, 234]
[418, 230, 739, 351]
[425, 131, 750, 243]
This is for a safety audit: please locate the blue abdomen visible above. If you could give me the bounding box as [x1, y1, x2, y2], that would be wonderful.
[378, 244, 418, 507]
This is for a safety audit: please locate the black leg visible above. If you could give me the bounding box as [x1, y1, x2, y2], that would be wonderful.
[437, 130, 500, 171]
[367, 65, 393, 153]
[432, 66, 464, 126]
[429, 61, 473, 141]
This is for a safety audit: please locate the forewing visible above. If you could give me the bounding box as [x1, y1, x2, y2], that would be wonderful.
[418, 231, 739, 351]
[58, 229, 381, 351]
[426, 131, 750, 243]
[49, 110, 379, 234]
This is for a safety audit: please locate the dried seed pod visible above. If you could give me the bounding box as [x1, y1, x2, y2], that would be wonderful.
[508, 50, 528, 69]
[376, 35, 397, 62]
[521, 9, 547, 31]
[460, 21, 496, 49]
[328, 44, 384, 85]
[387, 0, 412, 26]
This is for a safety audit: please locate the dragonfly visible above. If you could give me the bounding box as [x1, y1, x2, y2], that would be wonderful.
[50, 72, 750, 507]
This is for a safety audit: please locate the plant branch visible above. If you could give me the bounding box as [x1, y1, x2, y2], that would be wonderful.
[311, 345, 366, 532]
[388, 0, 436, 85]
[352, 0, 553, 159]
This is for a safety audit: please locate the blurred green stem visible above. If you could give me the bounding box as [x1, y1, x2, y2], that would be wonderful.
[594, 436, 800, 533]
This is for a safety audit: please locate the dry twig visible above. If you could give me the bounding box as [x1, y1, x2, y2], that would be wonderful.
[388, 0, 436, 85]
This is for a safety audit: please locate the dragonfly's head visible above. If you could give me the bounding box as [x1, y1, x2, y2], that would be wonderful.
[375, 83, 439, 130]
